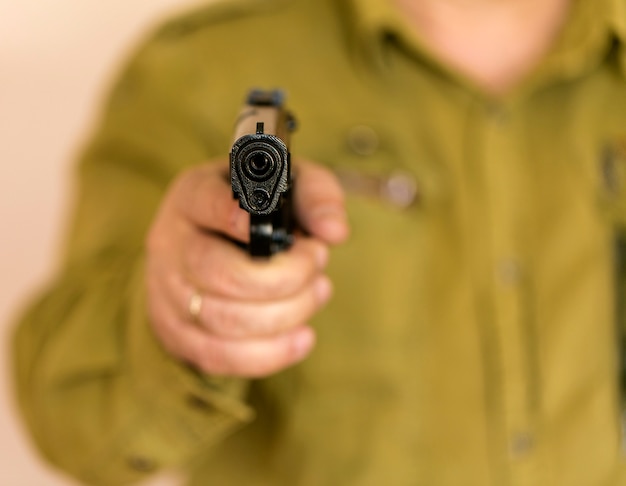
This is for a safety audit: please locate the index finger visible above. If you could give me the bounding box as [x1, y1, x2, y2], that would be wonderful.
[185, 231, 329, 301]
[294, 161, 350, 245]
[174, 162, 250, 242]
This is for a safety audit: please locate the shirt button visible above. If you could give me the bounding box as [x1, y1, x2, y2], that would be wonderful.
[127, 455, 157, 473]
[347, 125, 379, 156]
[601, 142, 626, 195]
[382, 172, 419, 208]
[621, 411, 626, 454]
[496, 258, 522, 286]
[509, 432, 535, 459]
[186, 393, 213, 412]
[485, 103, 509, 125]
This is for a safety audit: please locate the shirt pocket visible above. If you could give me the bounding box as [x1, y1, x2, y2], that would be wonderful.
[596, 134, 626, 459]
[314, 122, 449, 213]
[305, 122, 458, 337]
[597, 135, 626, 227]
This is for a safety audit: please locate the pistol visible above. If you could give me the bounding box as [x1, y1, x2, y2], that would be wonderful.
[230, 89, 297, 257]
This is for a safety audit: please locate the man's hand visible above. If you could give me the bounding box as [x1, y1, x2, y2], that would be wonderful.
[145, 160, 349, 378]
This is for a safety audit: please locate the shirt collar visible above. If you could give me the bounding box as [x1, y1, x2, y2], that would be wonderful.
[342, 0, 406, 69]
[610, 0, 626, 40]
[609, 0, 626, 75]
[344, 0, 626, 88]
[531, 0, 621, 87]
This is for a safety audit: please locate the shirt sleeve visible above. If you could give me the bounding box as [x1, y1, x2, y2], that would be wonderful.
[11, 27, 254, 486]
[616, 234, 626, 399]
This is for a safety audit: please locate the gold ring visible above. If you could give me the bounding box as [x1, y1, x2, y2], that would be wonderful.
[188, 291, 203, 324]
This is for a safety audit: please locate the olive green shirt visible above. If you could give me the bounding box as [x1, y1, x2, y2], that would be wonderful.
[12, 0, 626, 484]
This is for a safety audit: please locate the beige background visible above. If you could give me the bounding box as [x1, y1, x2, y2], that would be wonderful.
[0, 0, 204, 483]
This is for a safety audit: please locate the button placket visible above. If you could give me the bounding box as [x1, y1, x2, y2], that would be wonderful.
[509, 431, 535, 459]
[479, 101, 539, 483]
[127, 455, 158, 473]
[496, 258, 522, 287]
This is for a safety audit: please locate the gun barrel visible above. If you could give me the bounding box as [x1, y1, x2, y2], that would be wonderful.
[229, 89, 296, 257]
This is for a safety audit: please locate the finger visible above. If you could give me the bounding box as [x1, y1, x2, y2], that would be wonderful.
[201, 278, 331, 338]
[192, 326, 316, 377]
[167, 272, 332, 339]
[294, 160, 350, 245]
[148, 258, 196, 323]
[174, 162, 250, 242]
[184, 231, 329, 301]
[150, 293, 316, 377]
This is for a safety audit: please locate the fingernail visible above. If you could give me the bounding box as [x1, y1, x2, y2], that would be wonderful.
[293, 328, 315, 359]
[315, 245, 330, 269]
[315, 276, 333, 305]
[312, 206, 349, 243]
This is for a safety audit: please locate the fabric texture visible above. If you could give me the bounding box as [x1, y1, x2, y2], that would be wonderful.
[12, 0, 626, 484]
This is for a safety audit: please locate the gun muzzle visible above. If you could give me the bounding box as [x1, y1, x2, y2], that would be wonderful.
[230, 89, 297, 256]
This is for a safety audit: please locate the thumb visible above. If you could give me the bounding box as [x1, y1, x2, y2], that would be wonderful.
[294, 160, 350, 245]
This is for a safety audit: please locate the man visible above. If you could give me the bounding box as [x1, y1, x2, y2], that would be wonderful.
[13, 0, 626, 484]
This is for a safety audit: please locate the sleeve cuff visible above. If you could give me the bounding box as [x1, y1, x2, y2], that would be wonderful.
[84, 257, 254, 484]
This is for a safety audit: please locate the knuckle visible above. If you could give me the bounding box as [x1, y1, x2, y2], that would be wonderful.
[258, 262, 313, 299]
[187, 239, 240, 297]
[187, 240, 245, 298]
[204, 298, 290, 339]
[253, 274, 288, 298]
[202, 298, 245, 337]
[269, 265, 314, 298]
[185, 235, 207, 272]
[205, 248, 317, 301]
[216, 259, 264, 297]
[145, 223, 166, 255]
[208, 258, 244, 296]
[249, 307, 288, 337]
